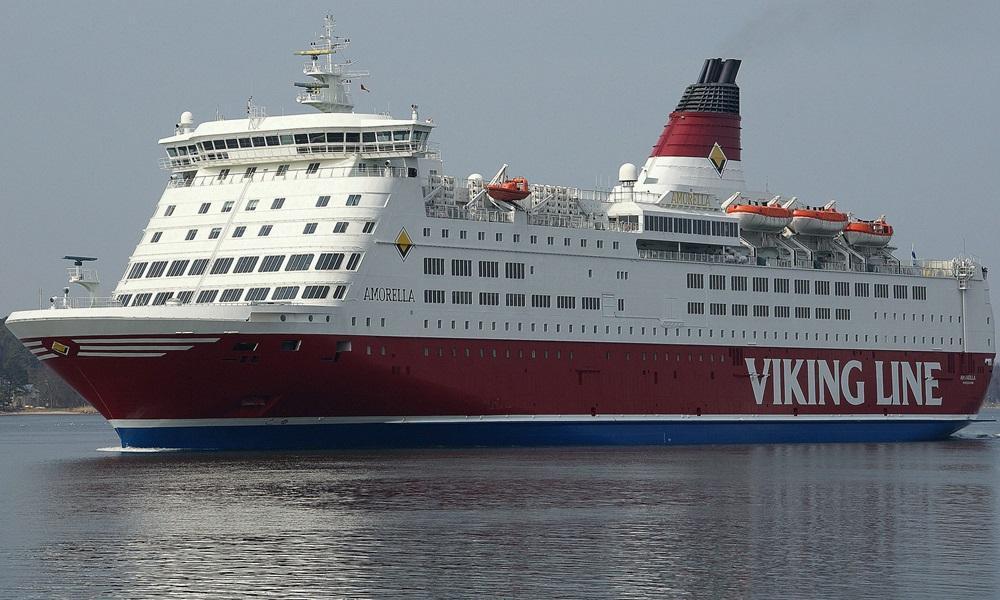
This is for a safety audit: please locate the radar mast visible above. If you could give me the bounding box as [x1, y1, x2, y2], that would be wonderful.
[293, 15, 369, 113]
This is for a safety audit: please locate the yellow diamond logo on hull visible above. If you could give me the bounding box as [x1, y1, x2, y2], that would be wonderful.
[395, 227, 413, 261]
[709, 142, 727, 177]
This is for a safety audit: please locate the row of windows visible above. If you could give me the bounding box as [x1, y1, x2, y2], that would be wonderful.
[423, 258, 530, 279]
[690, 273, 928, 300]
[423, 290, 602, 310]
[125, 252, 363, 280]
[116, 284, 347, 307]
[421, 227, 622, 250]
[166, 129, 429, 157]
[165, 196, 368, 219]
[151, 220, 375, 244]
[644, 215, 739, 238]
[690, 302, 852, 320]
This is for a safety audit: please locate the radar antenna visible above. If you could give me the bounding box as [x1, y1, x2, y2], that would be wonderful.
[294, 15, 369, 113]
[62, 256, 100, 306]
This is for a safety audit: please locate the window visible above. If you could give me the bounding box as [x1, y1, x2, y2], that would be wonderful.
[688, 302, 705, 315]
[453, 291, 474, 305]
[185, 229, 197, 241]
[815, 281, 830, 296]
[557, 295, 575, 309]
[710, 303, 727, 316]
[276, 164, 288, 177]
[176, 291, 193, 304]
[258, 225, 272, 236]
[753, 305, 770, 317]
[132, 293, 152, 307]
[582, 297, 601, 310]
[613, 241, 620, 250]
[816, 307, 831, 320]
[234, 256, 259, 273]
[362, 221, 376, 234]
[424, 290, 446, 304]
[423, 257, 445, 275]
[217, 168, 230, 181]
[146, 261, 168, 278]
[875, 284, 889, 298]
[127, 262, 148, 279]
[505, 262, 525, 279]
[687, 273, 704, 289]
[242, 167, 257, 180]
[222, 201, 235, 213]
[302, 285, 330, 300]
[709, 274, 726, 290]
[775, 306, 790, 318]
[232, 226, 246, 238]
[752, 277, 769, 293]
[270, 197, 285, 210]
[774, 278, 790, 294]
[531, 294, 551, 308]
[794, 279, 810, 294]
[306, 162, 320, 174]
[150, 232, 162, 243]
[345, 253, 362, 270]
[196, 290, 218, 304]
[732, 304, 748, 317]
[893, 285, 908, 300]
[166, 260, 190, 277]
[332, 285, 347, 300]
[442, 229, 450, 239]
[220, 288, 244, 302]
[188, 259, 209, 276]
[478, 261, 499, 278]
[246, 287, 270, 302]
[198, 203, 211, 214]
[731, 276, 747, 292]
[835, 282, 850, 297]
[303, 223, 317, 234]
[479, 292, 500, 306]
[272, 286, 299, 301]
[286, 254, 314, 271]
[835, 308, 851, 320]
[452, 259, 472, 277]
[333, 221, 349, 233]
[245, 199, 259, 211]
[913, 286, 927, 301]
[208, 227, 222, 239]
[855, 282, 870, 297]
[346, 194, 361, 206]
[795, 307, 811, 319]
[316, 195, 330, 207]
[256, 255, 284, 272]
[210, 257, 234, 274]
[315, 253, 344, 270]
[164, 205, 176, 216]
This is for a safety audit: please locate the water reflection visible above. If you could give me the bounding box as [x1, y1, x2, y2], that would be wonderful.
[3, 417, 1000, 598]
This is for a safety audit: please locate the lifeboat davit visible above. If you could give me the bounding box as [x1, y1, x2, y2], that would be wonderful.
[725, 202, 792, 233]
[844, 217, 893, 247]
[789, 204, 848, 236]
[486, 177, 531, 202]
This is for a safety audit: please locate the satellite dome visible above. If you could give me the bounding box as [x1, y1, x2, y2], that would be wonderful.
[468, 173, 484, 184]
[179, 111, 194, 126]
[618, 163, 637, 183]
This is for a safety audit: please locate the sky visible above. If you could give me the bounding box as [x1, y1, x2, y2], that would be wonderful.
[0, 0, 998, 316]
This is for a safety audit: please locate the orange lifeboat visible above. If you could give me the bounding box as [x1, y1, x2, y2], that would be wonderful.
[725, 202, 792, 233]
[789, 204, 848, 236]
[844, 217, 893, 247]
[486, 177, 531, 202]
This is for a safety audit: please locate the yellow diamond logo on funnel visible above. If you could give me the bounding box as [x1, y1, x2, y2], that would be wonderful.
[709, 142, 727, 176]
[395, 227, 413, 261]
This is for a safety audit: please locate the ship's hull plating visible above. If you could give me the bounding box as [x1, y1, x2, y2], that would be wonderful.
[14, 329, 992, 449]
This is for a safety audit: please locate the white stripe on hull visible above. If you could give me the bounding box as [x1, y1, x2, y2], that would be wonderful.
[78, 345, 194, 352]
[78, 352, 166, 358]
[72, 337, 219, 344]
[110, 413, 980, 429]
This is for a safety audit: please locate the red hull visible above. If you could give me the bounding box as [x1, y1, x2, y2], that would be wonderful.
[25, 333, 992, 421]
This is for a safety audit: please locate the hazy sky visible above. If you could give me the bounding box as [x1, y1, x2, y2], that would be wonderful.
[1, 1, 998, 316]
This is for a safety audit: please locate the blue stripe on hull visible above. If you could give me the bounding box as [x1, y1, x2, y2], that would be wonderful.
[115, 419, 973, 450]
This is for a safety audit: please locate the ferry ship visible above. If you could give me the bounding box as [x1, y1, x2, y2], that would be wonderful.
[5, 17, 995, 449]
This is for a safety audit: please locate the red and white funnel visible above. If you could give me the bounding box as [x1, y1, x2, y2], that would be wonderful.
[635, 58, 745, 200]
